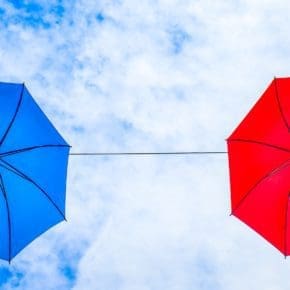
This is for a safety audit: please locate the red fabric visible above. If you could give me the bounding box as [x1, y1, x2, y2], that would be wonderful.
[227, 77, 290, 255]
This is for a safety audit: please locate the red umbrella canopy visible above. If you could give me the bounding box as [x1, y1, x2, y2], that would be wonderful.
[227, 77, 290, 256]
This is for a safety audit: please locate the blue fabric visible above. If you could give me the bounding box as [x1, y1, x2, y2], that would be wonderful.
[0, 82, 70, 261]
[0, 83, 23, 145]
[0, 85, 68, 152]
[0, 189, 9, 261]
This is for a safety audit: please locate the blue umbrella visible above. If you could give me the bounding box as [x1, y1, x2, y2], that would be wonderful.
[0, 82, 70, 262]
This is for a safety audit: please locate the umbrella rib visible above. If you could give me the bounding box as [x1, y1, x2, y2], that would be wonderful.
[285, 194, 290, 257]
[0, 144, 70, 157]
[0, 84, 24, 146]
[228, 138, 290, 153]
[274, 78, 290, 131]
[0, 160, 66, 221]
[231, 158, 290, 215]
[0, 174, 12, 263]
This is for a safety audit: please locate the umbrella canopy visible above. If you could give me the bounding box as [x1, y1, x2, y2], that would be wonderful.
[227, 77, 290, 256]
[0, 82, 70, 262]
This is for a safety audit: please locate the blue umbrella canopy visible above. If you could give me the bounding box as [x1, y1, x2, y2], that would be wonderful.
[0, 82, 70, 262]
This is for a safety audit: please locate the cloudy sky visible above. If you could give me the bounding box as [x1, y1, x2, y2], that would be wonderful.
[1, 0, 290, 289]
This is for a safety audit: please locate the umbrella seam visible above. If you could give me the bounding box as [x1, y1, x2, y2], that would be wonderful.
[0, 160, 66, 221]
[228, 138, 290, 153]
[0, 144, 70, 157]
[274, 78, 290, 131]
[231, 158, 290, 215]
[0, 84, 24, 147]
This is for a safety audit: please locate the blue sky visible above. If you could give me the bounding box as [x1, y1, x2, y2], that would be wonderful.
[1, 0, 290, 289]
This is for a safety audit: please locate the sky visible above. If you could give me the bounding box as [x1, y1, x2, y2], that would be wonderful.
[1, 0, 290, 289]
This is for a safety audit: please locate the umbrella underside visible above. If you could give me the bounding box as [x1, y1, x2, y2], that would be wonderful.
[0, 83, 69, 262]
[228, 77, 290, 256]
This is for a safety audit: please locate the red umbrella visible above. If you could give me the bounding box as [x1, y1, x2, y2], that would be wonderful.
[227, 77, 290, 256]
